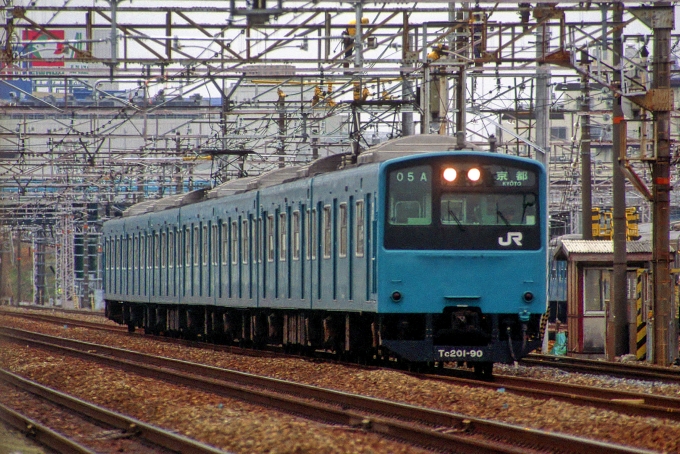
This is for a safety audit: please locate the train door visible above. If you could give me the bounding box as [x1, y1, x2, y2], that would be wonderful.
[149, 232, 154, 298]
[241, 216, 252, 301]
[220, 222, 227, 300]
[140, 234, 146, 299]
[123, 235, 132, 295]
[309, 205, 319, 304]
[215, 221, 222, 301]
[366, 193, 376, 300]
[338, 200, 350, 302]
[160, 230, 167, 297]
[180, 226, 187, 300]
[353, 199, 366, 303]
[122, 235, 127, 296]
[319, 202, 333, 303]
[154, 231, 161, 298]
[229, 218, 239, 300]
[112, 237, 118, 295]
[130, 234, 136, 296]
[264, 211, 275, 301]
[278, 208, 289, 300]
[144, 232, 150, 300]
[255, 215, 262, 305]
[199, 223, 207, 299]
[168, 229, 175, 298]
[291, 208, 303, 301]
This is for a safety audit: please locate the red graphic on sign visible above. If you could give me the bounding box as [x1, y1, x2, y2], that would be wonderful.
[22, 30, 67, 67]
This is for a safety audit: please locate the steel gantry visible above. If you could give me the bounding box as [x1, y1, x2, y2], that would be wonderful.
[0, 1, 678, 363]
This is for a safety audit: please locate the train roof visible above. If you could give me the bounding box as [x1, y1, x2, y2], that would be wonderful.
[121, 134, 474, 218]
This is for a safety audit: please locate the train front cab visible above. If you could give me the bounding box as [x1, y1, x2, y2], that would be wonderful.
[375, 152, 547, 375]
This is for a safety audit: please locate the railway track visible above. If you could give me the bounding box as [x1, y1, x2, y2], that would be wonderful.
[521, 354, 680, 385]
[416, 370, 680, 422]
[0, 401, 94, 454]
[0, 326, 651, 454]
[0, 368, 224, 454]
[0, 307, 283, 358]
[5, 308, 680, 422]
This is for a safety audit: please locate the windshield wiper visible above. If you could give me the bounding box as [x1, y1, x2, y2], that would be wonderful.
[447, 208, 466, 231]
[496, 203, 510, 226]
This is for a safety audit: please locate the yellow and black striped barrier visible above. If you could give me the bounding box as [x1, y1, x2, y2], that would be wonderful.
[635, 269, 646, 360]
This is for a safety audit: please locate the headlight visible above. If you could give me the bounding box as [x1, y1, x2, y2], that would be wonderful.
[467, 167, 481, 182]
[443, 167, 457, 182]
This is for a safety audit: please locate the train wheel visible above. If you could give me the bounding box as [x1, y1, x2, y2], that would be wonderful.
[127, 323, 135, 333]
[473, 362, 493, 379]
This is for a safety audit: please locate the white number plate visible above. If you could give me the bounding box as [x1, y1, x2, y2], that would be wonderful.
[437, 348, 485, 359]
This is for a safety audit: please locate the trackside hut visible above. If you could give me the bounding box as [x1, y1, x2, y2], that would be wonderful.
[552, 239, 672, 356]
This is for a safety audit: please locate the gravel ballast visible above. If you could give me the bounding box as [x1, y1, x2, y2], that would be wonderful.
[1, 312, 679, 453]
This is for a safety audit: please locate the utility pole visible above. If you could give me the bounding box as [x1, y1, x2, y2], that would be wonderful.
[627, 3, 678, 365]
[580, 50, 592, 240]
[609, 2, 628, 360]
[401, 12, 414, 137]
[534, 6, 550, 169]
[16, 229, 21, 305]
[277, 89, 286, 168]
[454, 4, 468, 145]
[649, 3, 676, 366]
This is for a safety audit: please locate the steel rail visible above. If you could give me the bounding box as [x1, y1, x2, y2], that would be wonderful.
[0, 368, 227, 454]
[0, 309, 283, 358]
[522, 354, 680, 385]
[0, 402, 94, 454]
[414, 370, 680, 422]
[0, 327, 653, 454]
[0, 309, 125, 332]
[7, 308, 680, 421]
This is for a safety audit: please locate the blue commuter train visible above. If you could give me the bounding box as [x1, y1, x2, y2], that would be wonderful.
[103, 138, 548, 377]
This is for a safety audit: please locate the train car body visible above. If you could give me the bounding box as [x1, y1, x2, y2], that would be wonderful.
[103, 137, 548, 375]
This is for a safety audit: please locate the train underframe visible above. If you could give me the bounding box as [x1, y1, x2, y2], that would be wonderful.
[106, 301, 544, 377]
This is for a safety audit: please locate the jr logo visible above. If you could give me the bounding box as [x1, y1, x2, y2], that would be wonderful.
[498, 232, 523, 246]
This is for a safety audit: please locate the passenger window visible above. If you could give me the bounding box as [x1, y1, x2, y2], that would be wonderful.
[306, 209, 312, 260]
[147, 235, 152, 269]
[222, 224, 228, 265]
[242, 219, 249, 264]
[293, 211, 300, 260]
[311, 209, 317, 260]
[212, 225, 218, 265]
[125, 236, 130, 271]
[161, 232, 166, 269]
[168, 232, 174, 268]
[339, 203, 347, 258]
[184, 228, 190, 268]
[356, 200, 364, 257]
[231, 221, 238, 265]
[323, 205, 331, 259]
[114, 238, 119, 270]
[267, 215, 275, 262]
[202, 226, 208, 266]
[140, 235, 145, 269]
[256, 218, 262, 263]
[152, 233, 158, 269]
[280, 212, 287, 261]
[193, 226, 199, 266]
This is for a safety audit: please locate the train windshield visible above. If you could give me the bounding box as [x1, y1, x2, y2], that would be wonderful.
[440, 193, 537, 227]
[384, 158, 541, 250]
